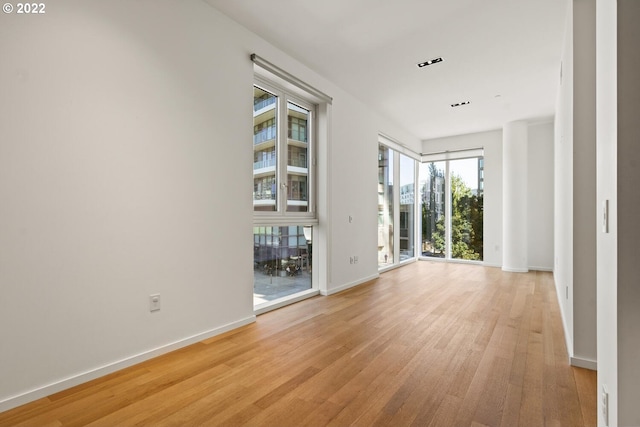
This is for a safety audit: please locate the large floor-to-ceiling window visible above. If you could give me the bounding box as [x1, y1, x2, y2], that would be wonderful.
[378, 138, 418, 270]
[419, 152, 484, 262]
[253, 76, 318, 312]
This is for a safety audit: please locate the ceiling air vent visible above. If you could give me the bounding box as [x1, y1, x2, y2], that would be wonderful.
[417, 57, 443, 68]
[451, 101, 471, 107]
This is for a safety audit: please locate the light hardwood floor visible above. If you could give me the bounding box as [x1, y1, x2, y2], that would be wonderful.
[0, 262, 596, 427]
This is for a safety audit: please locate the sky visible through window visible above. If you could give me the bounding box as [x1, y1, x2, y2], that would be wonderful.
[414, 158, 480, 191]
[450, 158, 479, 190]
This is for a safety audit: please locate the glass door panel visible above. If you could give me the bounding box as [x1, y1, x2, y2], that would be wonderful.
[450, 158, 483, 260]
[399, 154, 415, 261]
[378, 145, 394, 267]
[419, 161, 446, 258]
[253, 225, 312, 306]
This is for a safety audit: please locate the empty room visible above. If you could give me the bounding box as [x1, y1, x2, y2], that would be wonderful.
[1, 0, 638, 426]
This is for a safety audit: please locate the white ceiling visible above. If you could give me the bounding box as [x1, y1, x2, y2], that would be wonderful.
[205, 0, 568, 141]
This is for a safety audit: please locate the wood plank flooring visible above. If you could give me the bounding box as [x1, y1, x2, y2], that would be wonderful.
[0, 262, 596, 426]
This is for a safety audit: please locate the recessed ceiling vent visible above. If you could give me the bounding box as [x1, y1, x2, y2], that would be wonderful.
[417, 57, 443, 68]
[451, 101, 471, 107]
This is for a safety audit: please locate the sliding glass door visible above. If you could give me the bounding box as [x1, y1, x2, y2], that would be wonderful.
[378, 142, 417, 269]
[449, 158, 483, 260]
[419, 161, 446, 258]
[419, 156, 483, 261]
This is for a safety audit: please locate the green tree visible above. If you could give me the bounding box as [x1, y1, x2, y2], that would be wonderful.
[450, 174, 483, 260]
[422, 163, 445, 256]
[421, 164, 483, 259]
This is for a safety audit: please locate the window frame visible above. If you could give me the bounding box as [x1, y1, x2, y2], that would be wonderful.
[253, 76, 318, 225]
[378, 139, 419, 271]
[419, 148, 485, 264]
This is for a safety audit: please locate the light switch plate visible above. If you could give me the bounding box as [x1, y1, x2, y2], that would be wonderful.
[149, 294, 161, 312]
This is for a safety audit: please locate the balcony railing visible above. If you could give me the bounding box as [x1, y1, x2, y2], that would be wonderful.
[254, 192, 276, 201]
[254, 97, 276, 112]
[288, 131, 307, 143]
[254, 159, 277, 170]
[287, 194, 308, 202]
[287, 159, 308, 168]
[254, 126, 276, 145]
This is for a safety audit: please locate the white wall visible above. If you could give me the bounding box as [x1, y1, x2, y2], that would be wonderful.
[0, 0, 255, 409]
[555, 2, 575, 357]
[572, 0, 597, 368]
[596, 0, 617, 425]
[554, 0, 597, 369]
[598, 2, 640, 424]
[0, 0, 420, 410]
[528, 122, 555, 271]
[614, 1, 640, 424]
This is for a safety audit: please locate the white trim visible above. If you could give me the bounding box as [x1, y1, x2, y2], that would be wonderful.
[379, 258, 417, 273]
[251, 54, 332, 104]
[254, 289, 320, 315]
[378, 133, 420, 160]
[529, 266, 554, 272]
[501, 266, 529, 273]
[570, 356, 597, 371]
[322, 274, 380, 296]
[554, 272, 574, 361]
[0, 316, 256, 413]
[418, 257, 484, 266]
[421, 148, 484, 162]
[483, 262, 502, 268]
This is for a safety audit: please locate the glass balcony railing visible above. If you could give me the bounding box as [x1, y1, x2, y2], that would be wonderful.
[254, 97, 276, 112]
[287, 131, 307, 143]
[287, 159, 308, 168]
[253, 192, 276, 201]
[288, 196, 308, 202]
[254, 126, 276, 145]
[254, 159, 277, 170]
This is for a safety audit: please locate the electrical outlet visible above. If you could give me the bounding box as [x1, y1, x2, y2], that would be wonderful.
[602, 386, 609, 426]
[354, 256, 358, 264]
[350, 257, 354, 264]
[149, 294, 161, 312]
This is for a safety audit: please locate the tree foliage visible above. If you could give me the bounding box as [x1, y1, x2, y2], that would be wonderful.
[422, 167, 483, 260]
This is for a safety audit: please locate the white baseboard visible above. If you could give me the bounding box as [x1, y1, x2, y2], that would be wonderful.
[502, 266, 529, 273]
[254, 289, 320, 315]
[477, 263, 553, 272]
[529, 266, 553, 272]
[0, 315, 256, 413]
[321, 273, 379, 296]
[570, 356, 597, 371]
[482, 262, 502, 268]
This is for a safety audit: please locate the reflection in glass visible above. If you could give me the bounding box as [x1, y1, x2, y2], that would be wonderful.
[253, 225, 312, 306]
[253, 86, 278, 212]
[378, 145, 394, 267]
[287, 102, 309, 212]
[420, 161, 446, 258]
[399, 154, 415, 261]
